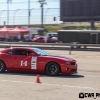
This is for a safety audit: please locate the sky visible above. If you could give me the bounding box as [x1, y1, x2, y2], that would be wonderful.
[0, 0, 60, 25]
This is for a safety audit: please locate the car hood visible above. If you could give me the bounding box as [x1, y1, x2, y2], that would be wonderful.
[44, 55, 76, 62]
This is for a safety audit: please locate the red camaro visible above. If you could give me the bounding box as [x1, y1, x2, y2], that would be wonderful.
[0, 47, 77, 76]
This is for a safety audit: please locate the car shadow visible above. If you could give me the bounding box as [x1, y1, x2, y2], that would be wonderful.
[56, 74, 84, 78]
[1, 71, 84, 78]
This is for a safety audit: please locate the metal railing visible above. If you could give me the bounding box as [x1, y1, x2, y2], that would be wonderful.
[0, 42, 100, 55]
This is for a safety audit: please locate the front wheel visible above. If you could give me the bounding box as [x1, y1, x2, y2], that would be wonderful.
[0, 60, 6, 73]
[46, 62, 60, 76]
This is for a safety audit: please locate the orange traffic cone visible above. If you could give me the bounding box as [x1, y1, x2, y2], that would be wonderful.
[36, 74, 41, 83]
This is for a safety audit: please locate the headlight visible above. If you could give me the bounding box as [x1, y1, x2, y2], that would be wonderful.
[66, 62, 71, 65]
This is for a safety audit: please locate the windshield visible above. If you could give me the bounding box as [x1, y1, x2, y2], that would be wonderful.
[48, 33, 58, 37]
[33, 48, 50, 56]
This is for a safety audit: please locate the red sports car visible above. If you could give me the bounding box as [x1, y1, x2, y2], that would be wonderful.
[0, 47, 77, 76]
[31, 36, 57, 43]
[32, 37, 45, 43]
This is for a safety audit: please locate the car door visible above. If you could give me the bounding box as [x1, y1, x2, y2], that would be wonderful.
[12, 49, 32, 71]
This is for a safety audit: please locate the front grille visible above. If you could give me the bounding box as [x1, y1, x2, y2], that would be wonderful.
[70, 69, 77, 72]
[71, 62, 76, 65]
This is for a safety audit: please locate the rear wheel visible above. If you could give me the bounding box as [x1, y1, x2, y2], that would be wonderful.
[0, 60, 6, 73]
[46, 62, 60, 76]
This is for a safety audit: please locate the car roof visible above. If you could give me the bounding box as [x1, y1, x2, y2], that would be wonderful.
[0, 47, 40, 53]
[8, 47, 38, 50]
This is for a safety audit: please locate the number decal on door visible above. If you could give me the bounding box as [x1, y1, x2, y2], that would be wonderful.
[20, 61, 27, 66]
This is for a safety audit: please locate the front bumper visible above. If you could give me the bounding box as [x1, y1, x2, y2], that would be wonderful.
[61, 64, 77, 75]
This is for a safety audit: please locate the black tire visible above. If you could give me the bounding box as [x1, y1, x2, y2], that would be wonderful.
[0, 60, 6, 73]
[46, 62, 60, 76]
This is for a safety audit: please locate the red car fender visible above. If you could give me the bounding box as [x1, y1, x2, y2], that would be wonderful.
[0, 54, 10, 69]
[43, 58, 66, 71]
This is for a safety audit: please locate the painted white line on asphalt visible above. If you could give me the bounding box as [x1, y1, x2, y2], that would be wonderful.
[0, 80, 33, 84]
[0, 79, 97, 90]
[85, 75, 100, 78]
[42, 83, 95, 90]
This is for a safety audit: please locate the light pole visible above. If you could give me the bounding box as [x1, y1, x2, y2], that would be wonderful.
[38, 0, 46, 28]
[44, 8, 50, 25]
[7, 0, 12, 26]
[30, 8, 34, 25]
[0, 10, 6, 25]
[13, 9, 20, 25]
[44, 8, 59, 26]
[7, 0, 9, 26]
[28, 0, 30, 27]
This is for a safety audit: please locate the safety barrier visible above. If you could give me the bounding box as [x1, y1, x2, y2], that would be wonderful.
[0, 42, 100, 55]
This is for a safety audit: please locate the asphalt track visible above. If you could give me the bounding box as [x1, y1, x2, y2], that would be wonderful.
[0, 48, 100, 100]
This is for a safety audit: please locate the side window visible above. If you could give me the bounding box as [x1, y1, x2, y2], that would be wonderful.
[7, 50, 14, 54]
[14, 50, 32, 56]
[26, 50, 32, 55]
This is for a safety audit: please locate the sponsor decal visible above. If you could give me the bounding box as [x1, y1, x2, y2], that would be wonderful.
[31, 57, 37, 69]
